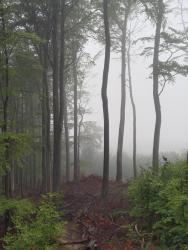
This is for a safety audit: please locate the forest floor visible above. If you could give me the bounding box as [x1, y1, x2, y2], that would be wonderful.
[0, 176, 150, 250]
[58, 176, 142, 250]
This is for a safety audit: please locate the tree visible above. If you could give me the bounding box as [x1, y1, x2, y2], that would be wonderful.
[140, 0, 188, 173]
[127, 31, 137, 178]
[64, 84, 70, 183]
[0, 0, 40, 196]
[72, 42, 79, 181]
[113, 0, 136, 182]
[64, 0, 94, 182]
[101, 0, 111, 197]
[139, 0, 165, 173]
[152, 0, 164, 173]
[0, 1, 11, 196]
[107, 0, 136, 182]
[79, 121, 103, 175]
[52, 0, 66, 192]
[115, 2, 129, 182]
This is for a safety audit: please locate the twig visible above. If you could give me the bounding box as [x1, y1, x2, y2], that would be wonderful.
[58, 238, 88, 246]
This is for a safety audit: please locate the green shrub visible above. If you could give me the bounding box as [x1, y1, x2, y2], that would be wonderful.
[2, 195, 64, 250]
[129, 162, 188, 249]
[42, 192, 64, 210]
[0, 132, 31, 176]
[0, 196, 34, 217]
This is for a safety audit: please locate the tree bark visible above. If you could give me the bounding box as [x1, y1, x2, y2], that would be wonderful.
[64, 89, 70, 183]
[78, 113, 84, 178]
[41, 44, 51, 193]
[127, 37, 137, 178]
[152, 0, 163, 173]
[52, 0, 60, 192]
[101, 0, 111, 198]
[45, 66, 51, 192]
[41, 53, 47, 193]
[1, 9, 11, 197]
[116, 13, 128, 182]
[3, 52, 11, 198]
[73, 46, 79, 182]
[52, 0, 65, 192]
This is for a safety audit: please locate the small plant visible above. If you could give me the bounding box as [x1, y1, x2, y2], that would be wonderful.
[2, 195, 65, 250]
[42, 192, 64, 210]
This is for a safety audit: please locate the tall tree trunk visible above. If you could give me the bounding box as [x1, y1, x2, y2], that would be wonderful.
[152, 1, 163, 173]
[116, 14, 128, 182]
[45, 71, 51, 192]
[127, 37, 137, 178]
[41, 59, 47, 192]
[64, 91, 70, 182]
[101, 0, 111, 198]
[20, 167, 23, 198]
[3, 52, 11, 198]
[58, 0, 66, 186]
[1, 10, 11, 197]
[73, 46, 79, 182]
[20, 92, 25, 196]
[78, 114, 84, 178]
[41, 43, 51, 193]
[52, 0, 62, 192]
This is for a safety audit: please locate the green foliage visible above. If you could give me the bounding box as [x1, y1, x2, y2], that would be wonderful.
[3, 195, 64, 250]
[42, 192, 64, 210]
[129, 162, 188, 249]
[0, 196, 34, 217]
[0, 132, 31, 176]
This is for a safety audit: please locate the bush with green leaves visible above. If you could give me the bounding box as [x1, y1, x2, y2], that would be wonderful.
[0, 132, 31, 176]
[1, 194, 64, 250]
[129, 162, 188, 249]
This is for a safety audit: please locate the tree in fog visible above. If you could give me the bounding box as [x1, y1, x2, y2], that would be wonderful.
[51, 0, 65, 192]
[115, 0, 130, 182]
[109, 0, 136, 182]
[140, 0, 188, 173]
[80, 122, 103, 175]
[101, 0, 111, 197]
[127, 30, 137, 178]
[140, 0, 165, 173]
[0, 0, 40, 196]
[19, 0, 52, 193]
[0, 1, 12, 196]
[151, 0, 165, 173]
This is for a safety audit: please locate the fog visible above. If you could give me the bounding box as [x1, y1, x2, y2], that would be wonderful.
[84, 2, 188, 158]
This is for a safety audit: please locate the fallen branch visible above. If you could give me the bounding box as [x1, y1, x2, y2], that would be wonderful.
[58, 238, 88, 246]
[134, 224, 153, 250]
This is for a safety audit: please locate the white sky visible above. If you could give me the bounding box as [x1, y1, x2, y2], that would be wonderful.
[85, 0, 188, 156]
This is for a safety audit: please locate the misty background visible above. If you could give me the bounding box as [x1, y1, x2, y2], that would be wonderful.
[83, 1, 188, 163]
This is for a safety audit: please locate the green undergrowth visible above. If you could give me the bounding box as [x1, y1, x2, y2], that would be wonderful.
[0, 193, 65, 250]
[128, 161, 188, 250]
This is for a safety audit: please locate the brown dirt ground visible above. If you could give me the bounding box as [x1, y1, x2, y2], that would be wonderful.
[0, 176, 151, 250]
[58, 176, 141, 250]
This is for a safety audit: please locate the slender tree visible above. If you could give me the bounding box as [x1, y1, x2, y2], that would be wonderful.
[64, 87, 70, 183]
[52, 0, 66, 191]
[101, 0, 111, 197]
[127, 32, 137, 178]
[139, 0, 165, 173]
[110, 0, 135, 182]
[72, 43, 79, 182]
[0, 3, 11, 197]
[152, 0, 164, 173]
[116, 6, 129, 182]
